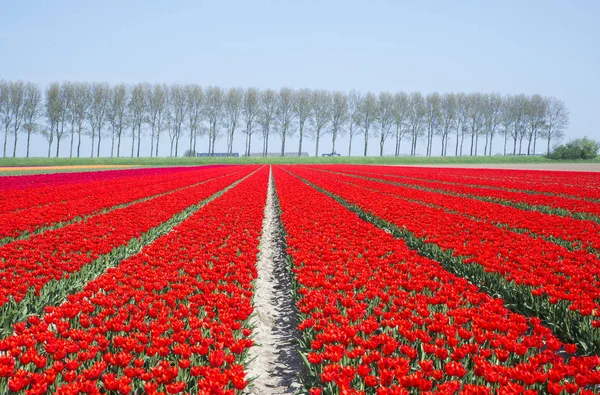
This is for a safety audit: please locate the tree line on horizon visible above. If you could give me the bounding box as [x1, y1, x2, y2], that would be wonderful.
[0, 80, 570, 159]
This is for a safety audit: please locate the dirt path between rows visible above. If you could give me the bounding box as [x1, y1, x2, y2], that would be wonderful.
[244, 168, 304, 394]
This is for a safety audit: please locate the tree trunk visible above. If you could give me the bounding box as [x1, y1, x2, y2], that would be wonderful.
[455, 133, 459, 156]
[117, 132, 122, 157]
[298, 125, 304, 156]
[90, 130, 95, 158]
[56, 136, 61, 158]
[110, 132, 115, 158]
[394, 126, 400, 156]
[69, 130, 74, 158]
[363, 129, 368, 156]
[150, 126, 155, 157]
[137, 126, 141, 157]
[379, 134, 384, 156]
[519, 136, 524, 155]
[77, 127, 82, 158]
[131, 129, 135, 157]
[315, 130, 320, 157]
[444, 133, 450, 156]
[97, 132, 102, 157]
[332, 130, 337, 154]
[12, 127, 18, 157]
[484, 133, 489, 156]
[348, 135, 353, 156]
[281, 130, 286, 156]
[2, 126, 8, 157]
[470, 131, 475, 156]
[547, 135, 551, 155]
[26, 129, 31, 158]
[155, 130, 160, 157]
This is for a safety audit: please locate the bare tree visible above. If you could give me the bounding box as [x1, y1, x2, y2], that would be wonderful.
[242, 87, 259, 156]
[8, 81, 25, 157]
[72, 82, 91, 158]
[106, 83, 128, 157]
[357, 92, 378, 156]
[87, 82, 109, 157]
[52, 82, 72, 157]
[186, 84, 204, 155]
[275, 87, 295, 156]
[392, 92, 410, 156]
[311, 90, 332, 157]
[169, 84, 187, 156]
[377, 92, 394, 156]
[293, 88, 312, 156]
[147, 83, 167, 157]
[224, 87, 242, 156]
[408, 92, 426, 156]
[542, 96, 569, 155]
[524, 94, 547, 155]
[504, 94, 527, 155]
[347, 90, 361, 156]
[43, 82, 61, 158]
[500, 97, 511, 156]
[0, 81, 8, 157]
[204, 86, 224, 156]
[257, 89, 277, 156]
[424, 93, 441, 156]
[465, 93, 485, 156]
[127, 83, 146, 157]
[329, 91, 348, 154]
[454, 93, 468, 156]
[21, 82, 42, 158]
[438, 93, 456, 156]
[64, 82, 77, 158]
[482, 93, 502, 156]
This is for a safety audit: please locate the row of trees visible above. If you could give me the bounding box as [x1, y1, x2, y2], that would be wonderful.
[0, 80, 570, 158]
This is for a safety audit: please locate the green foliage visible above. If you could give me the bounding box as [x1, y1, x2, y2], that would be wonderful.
[549, 137, 600, 160]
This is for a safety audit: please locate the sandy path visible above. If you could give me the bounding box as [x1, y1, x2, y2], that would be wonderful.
[244, 168, 303, 394]
[393, 163, 600, 172]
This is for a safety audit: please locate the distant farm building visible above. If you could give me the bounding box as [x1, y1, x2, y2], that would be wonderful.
[249, 152, 310, 157]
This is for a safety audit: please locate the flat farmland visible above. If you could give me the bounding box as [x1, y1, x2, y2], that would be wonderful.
[1, 164, 600, 394]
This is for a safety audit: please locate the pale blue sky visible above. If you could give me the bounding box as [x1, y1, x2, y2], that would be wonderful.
[1, 0, 598, 157]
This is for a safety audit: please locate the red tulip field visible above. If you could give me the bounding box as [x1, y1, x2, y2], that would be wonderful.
[1, 164, 600, 394]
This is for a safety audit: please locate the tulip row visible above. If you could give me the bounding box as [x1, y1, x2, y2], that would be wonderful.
[345, 165, 600, 201]
[288, 166, 600, 354]
[311, 167, 600, 253]
[0, 166, 203, 211]
[0, 167, 268, 394]
[0, 166, 242, 241]
[0, 166, 257, 337]
[274, 167, 600, 394]
[0, 167, 159, 192]
[324, 165, 600, 220]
